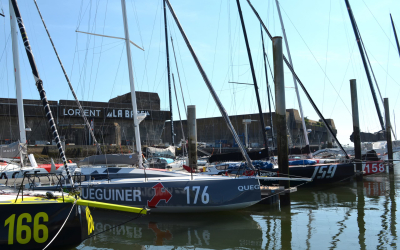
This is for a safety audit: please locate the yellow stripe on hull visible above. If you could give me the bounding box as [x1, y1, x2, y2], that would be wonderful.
[59, 197, 148, 214]
[0, 196, 148, 214]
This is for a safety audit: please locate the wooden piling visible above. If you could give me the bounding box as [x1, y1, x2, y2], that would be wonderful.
[384, 98, 394, 174]
[273, 36, 290, 206]
[350, 79, 362, 181]
[187, 105, 198, 172]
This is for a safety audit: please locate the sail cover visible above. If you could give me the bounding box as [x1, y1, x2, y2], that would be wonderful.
[146, 146, 175, 158]
[77, 154, 139, 167]
[0, 142, 26, 159]
[209, 148, 269, 163]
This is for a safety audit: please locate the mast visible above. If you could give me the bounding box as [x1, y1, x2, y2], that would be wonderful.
[235, 0, 268, 152]
[121, 0, 142, 167]
[164, 0, 174, 146]
[344, 0, 385, 130]
[260, 25, 275, 148]
[10, 0, 76, 188]
[33, 0, 102, 155]
[165, 0, 255, 169]
[275, 0, 310, 155]
[391, 14, 400, 59]
[9, 0, 26, 165]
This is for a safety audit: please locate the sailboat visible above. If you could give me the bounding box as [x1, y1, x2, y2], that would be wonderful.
[203, 0, 356, 186]
[31, 0, 277, 213]
[0, 1, 150, 249]
[342, 0, 400, 172]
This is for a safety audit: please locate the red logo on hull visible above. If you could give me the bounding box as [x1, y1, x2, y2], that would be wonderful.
[147, 183, 172, 208]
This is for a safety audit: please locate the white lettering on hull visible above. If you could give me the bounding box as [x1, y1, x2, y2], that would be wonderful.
[238, 185, 260, 191]
[81, 188, 142, 202]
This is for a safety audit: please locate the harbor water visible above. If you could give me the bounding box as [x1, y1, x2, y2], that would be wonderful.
[75, 164, 399, 250]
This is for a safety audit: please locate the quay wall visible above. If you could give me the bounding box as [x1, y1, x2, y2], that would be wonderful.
[162, 109, 338, 150]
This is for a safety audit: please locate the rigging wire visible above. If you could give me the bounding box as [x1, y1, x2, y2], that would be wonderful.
[172, 73, 186, 152]
[75, 0, 92, 31]
[339, 0, 357, 77]
[135, 0, 161, 144]
[212, 2, 242, 119]
[0, 0, 3, 16]
[322, 0, 332, 114]
[329, 43, 357, 118]
[77, 0, 93, 103]
[66, 0, 96, 145]
[277, 3, 351, 115]
[204, 0, 223, 119]
[102, 46, 125, 121]
[34, 0, 103, 154]
[356, 22, 385, 107]
[130, 0, 146, 92]
[91, 0, 108, 102]
[264, 52, 276, 110]
[170, 36, 187, 117]
[361, 45, 400, 108]
[0, 33, 10, 63]
[385, 33, 391, 97]
[361, 0, 398, 51]
[75, 39, 123, 52]
[168, 12, 193, 107]
[129, 1, 159, 147]
[87, 0, 101, 102]
[141, 0, 161, 94]
[2, 16, 12, 140]
[153, 3, 164, 106]
[67, 0, 84, 101]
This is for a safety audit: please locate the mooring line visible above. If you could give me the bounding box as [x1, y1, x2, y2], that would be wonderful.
[42, 200, 77, 250]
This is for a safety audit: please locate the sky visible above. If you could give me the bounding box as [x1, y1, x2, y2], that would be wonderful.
[0, 0, 399, 146]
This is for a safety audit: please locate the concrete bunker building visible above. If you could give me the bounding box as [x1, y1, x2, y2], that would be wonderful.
[0, 92, 170, 146]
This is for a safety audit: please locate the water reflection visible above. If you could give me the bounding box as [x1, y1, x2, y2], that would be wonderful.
[78, 210, 263, 249]
[76, 166, 399, 250]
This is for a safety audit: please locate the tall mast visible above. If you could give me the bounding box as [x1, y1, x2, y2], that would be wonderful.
[9, 1, 26, 147]
[164, 0, 174, 146]
[275, 0, 310, 154]
[391, 14, 400, 59]
[260, 25, 275, 148]
[344, 0, 385, 130]
[165, 0, 255, 169]
[10, 0, 76, 189]
[121, 0, 142, 166]
[235, 0, 268, 151]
